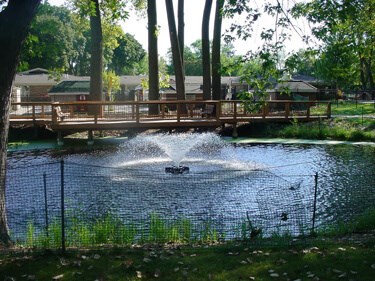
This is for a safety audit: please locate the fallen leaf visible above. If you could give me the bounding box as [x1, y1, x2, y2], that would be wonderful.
[52, 274, 64, 280]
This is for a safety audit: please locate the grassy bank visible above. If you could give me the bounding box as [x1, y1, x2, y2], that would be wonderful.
[231, 117, 375, 142]
[1, 236, 374, 281]
[1, 209, 375, 280]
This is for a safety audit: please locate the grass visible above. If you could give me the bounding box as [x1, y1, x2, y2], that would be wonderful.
[318, 208, 375, 237]
[18, 214, 228, 249]
[330, 100, 375, 116]
[2, 209, 373, 281]
[1, 237, 374, 281]
[233, 117, 375, 142]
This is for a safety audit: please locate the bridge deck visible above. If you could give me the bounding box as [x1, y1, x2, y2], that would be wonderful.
[10, 100, 331, 132]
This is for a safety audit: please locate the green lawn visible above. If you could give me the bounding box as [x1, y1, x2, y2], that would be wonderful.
[1, 237, 375, 281]
[330, 101, 375, 116]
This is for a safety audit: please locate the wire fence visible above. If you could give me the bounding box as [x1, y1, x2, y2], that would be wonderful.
[3, 161, 375, 250]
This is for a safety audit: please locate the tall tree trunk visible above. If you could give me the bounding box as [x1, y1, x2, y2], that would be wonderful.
[178, 0, 185, 75]
[89, 0, 103, 114]
[148, 0, 159, 114]
[165, 0, 185, 101]
[364, 58, 374, 89]
[202, 0, 213, 100]
[212, 0, 224, 100]
[0, 0, 41, 246]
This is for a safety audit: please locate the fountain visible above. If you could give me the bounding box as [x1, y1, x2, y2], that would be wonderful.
[128, 132, 227, 174]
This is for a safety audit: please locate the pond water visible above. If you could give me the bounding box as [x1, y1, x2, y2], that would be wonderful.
[6, 134, 375, 240]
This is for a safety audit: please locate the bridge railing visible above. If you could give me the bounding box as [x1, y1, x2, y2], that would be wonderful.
[9, 100, 331, 124]
[10, 102, 52, 120]
[220, 100, 331, 120]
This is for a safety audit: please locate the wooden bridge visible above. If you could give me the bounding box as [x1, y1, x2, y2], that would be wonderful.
[10, 100, 331, 143]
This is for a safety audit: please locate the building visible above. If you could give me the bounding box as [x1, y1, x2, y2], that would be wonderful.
[14, 68, 320, 103]
[13, 68, 80, 102]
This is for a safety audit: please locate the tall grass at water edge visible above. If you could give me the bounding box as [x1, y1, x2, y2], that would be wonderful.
[275, 118, 375, 142]
[21, 213, 228, 248]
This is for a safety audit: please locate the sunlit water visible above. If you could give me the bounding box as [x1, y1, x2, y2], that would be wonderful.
[6, 133, 375, 238]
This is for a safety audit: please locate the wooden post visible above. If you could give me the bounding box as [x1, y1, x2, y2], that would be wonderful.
[57, 131, 64, 146]
[327, 102, 331, 118]
[52, 105, 58, 124]
[216, 101, 220, 121]
[161, 104, 165, 118]
[32, 104, 36, 122]
[232, 123, 238, 138]
[262, 103, 266, 119]
[87, 130, 94, 145]
[285, 102, 290, 119]
[233, 101, 237, 121]
[306, 103, 310, 120]
[136, 103, 140, 123]
[177, 103, 181, 123]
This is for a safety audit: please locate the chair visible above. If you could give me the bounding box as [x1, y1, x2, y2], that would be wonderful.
[55, 106, 70, 121]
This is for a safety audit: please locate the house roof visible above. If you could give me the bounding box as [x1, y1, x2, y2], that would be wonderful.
[274, 80, 318, 93]
[14, 72, 85, 87]
[48, 80, 90, 95]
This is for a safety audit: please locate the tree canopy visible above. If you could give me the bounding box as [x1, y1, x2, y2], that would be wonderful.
[19, 2, 146, 76]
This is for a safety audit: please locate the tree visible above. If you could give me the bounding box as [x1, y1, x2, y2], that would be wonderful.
[202, 0, 213, 100]
[292, 0, 375, 89]
[178, 0, 185, 73]
[284, 49, 317, 78]
[211, 0, 224, 100]
[0, 0, 41, 245]
[103, 70, 120, 101]
[108, 33, 146, 75]
[165, 0, 185, 100]
[19, 3, 76, 73]
[69, 0, 130, 104]
[147, 0, 159, 112]
[220, 42, 242, 76]
[89, 0, 103, 107]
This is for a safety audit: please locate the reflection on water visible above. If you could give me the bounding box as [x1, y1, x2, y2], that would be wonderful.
[6, 136, 375, 239]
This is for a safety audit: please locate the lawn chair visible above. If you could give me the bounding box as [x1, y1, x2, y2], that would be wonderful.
[55, 106, 70, 121]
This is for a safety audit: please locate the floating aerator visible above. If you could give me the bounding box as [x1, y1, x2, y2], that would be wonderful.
[165, 166, 189, 174]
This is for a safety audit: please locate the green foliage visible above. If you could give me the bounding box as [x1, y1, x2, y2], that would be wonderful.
[19, 3, 145, 76]
[292, 0, 375, 90]
[19, 3, 77, 72]
[237, 50, 284, 113]
[108, 33, 146, 75]
[319, 208, 375, 237]
[103, 70, 120, 100]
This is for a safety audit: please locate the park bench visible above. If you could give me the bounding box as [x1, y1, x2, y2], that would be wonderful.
[55, 106, 70, 121]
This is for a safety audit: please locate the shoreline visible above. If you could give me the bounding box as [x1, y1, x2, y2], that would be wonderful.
[7, 135, 375, 152]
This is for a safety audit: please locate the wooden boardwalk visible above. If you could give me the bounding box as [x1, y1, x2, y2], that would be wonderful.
[10, 100, 331, 135]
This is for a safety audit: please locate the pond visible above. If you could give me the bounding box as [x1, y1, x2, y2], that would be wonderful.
[6, 133, 375, 242]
